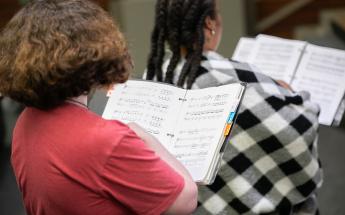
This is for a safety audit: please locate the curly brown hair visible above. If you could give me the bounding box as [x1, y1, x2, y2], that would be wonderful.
[0, 0, 132, 109]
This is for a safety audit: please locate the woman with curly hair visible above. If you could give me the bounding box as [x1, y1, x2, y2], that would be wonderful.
[145, 0, 322, 214]
[0, 0, 197, 214]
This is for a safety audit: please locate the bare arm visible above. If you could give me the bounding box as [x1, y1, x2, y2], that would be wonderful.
[276, 80, 294, 91]
[127, 122, 198, 215]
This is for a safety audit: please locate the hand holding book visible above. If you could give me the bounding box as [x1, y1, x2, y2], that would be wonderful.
[276, 80, 294, 91]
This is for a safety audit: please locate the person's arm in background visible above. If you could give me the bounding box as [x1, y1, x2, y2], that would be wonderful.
[275, 80, 293, 91]
[128, 122, 198, 215]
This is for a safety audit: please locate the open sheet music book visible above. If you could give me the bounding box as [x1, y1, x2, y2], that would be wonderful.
[103, 80, 246, 184]
[232, 34, 345, 126]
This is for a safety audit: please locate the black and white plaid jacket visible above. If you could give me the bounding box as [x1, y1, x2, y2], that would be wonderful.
[160, 51, 323, 215]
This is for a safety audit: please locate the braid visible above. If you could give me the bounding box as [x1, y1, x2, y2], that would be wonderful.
[181, 0, 201, 45]
[155, 28, 166, 82]
[177, 0, 207, 88]
[186, 10, 211, 89]
[165, 0, 184, 84]
[177, 52, 193, 87]
[182, 0, 195, 15]
[146, 26, 159, 80]
[147, 0, 217, 88]
[146, 0, 168, 81]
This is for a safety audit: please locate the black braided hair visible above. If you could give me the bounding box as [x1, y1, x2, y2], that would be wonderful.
[177, 0, 204, 87]
[146, 0, 217, 89]
[146, 0, 169, 81]
[186, 9, 212, 88]
[164, 0, 184, 84]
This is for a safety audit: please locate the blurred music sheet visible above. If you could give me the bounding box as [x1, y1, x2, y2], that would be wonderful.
[291, 44, 345, 125]
[232, 37, 256, 62]
[246, 35, 307, 83]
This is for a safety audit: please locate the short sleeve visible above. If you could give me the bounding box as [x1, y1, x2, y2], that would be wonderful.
[100, 127, 184, 215]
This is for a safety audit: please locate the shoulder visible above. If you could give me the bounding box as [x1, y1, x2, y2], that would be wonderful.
[47, 104, 139, 148]
[196, 52, 278, 91]
[88, 113, 137, 145]
[196, 52, 319, 117]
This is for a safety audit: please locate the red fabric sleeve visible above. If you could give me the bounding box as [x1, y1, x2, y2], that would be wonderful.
[100, 128, 185, 215]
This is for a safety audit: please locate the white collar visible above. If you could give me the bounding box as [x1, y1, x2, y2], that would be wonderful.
[202, 50, 227, 60]
[66, 95, 88, 109]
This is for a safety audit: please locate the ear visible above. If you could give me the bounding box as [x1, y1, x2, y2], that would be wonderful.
[204, 16, 216, 31]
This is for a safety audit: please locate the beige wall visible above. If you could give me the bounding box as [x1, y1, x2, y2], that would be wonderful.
[110, 0, 246, 78]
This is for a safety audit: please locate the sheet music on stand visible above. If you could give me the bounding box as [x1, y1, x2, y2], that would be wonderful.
[232, 34, 345, 126]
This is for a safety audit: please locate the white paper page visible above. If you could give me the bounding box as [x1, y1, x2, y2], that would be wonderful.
[169, 84, 243, 182]
[102, 80, 185, 146]
[247, 34, 307, 83]
[291, 44, 345, 125]
[232, 37, 256, 62]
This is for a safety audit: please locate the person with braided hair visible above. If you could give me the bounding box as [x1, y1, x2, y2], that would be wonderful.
[0, 0, 198, 214]
[145, 0, 323, 214]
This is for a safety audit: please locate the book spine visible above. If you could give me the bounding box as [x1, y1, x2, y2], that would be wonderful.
[168, 95, 188, 142]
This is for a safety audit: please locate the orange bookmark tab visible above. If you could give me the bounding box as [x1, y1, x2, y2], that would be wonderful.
[224, 123, 232, 136]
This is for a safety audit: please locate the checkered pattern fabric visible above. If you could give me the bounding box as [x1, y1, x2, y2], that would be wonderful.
[160, 51, 323, 215]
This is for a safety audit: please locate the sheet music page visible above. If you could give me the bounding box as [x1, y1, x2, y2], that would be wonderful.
[247, 34, 307, 83]
[169, 84, 243, 182]
[232, 37, 256, 62]
[291, 44, 345, 125]
[102, 80, 186, 146]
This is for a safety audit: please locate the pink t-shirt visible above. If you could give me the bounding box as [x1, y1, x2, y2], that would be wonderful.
[11, 103, 184, 215]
